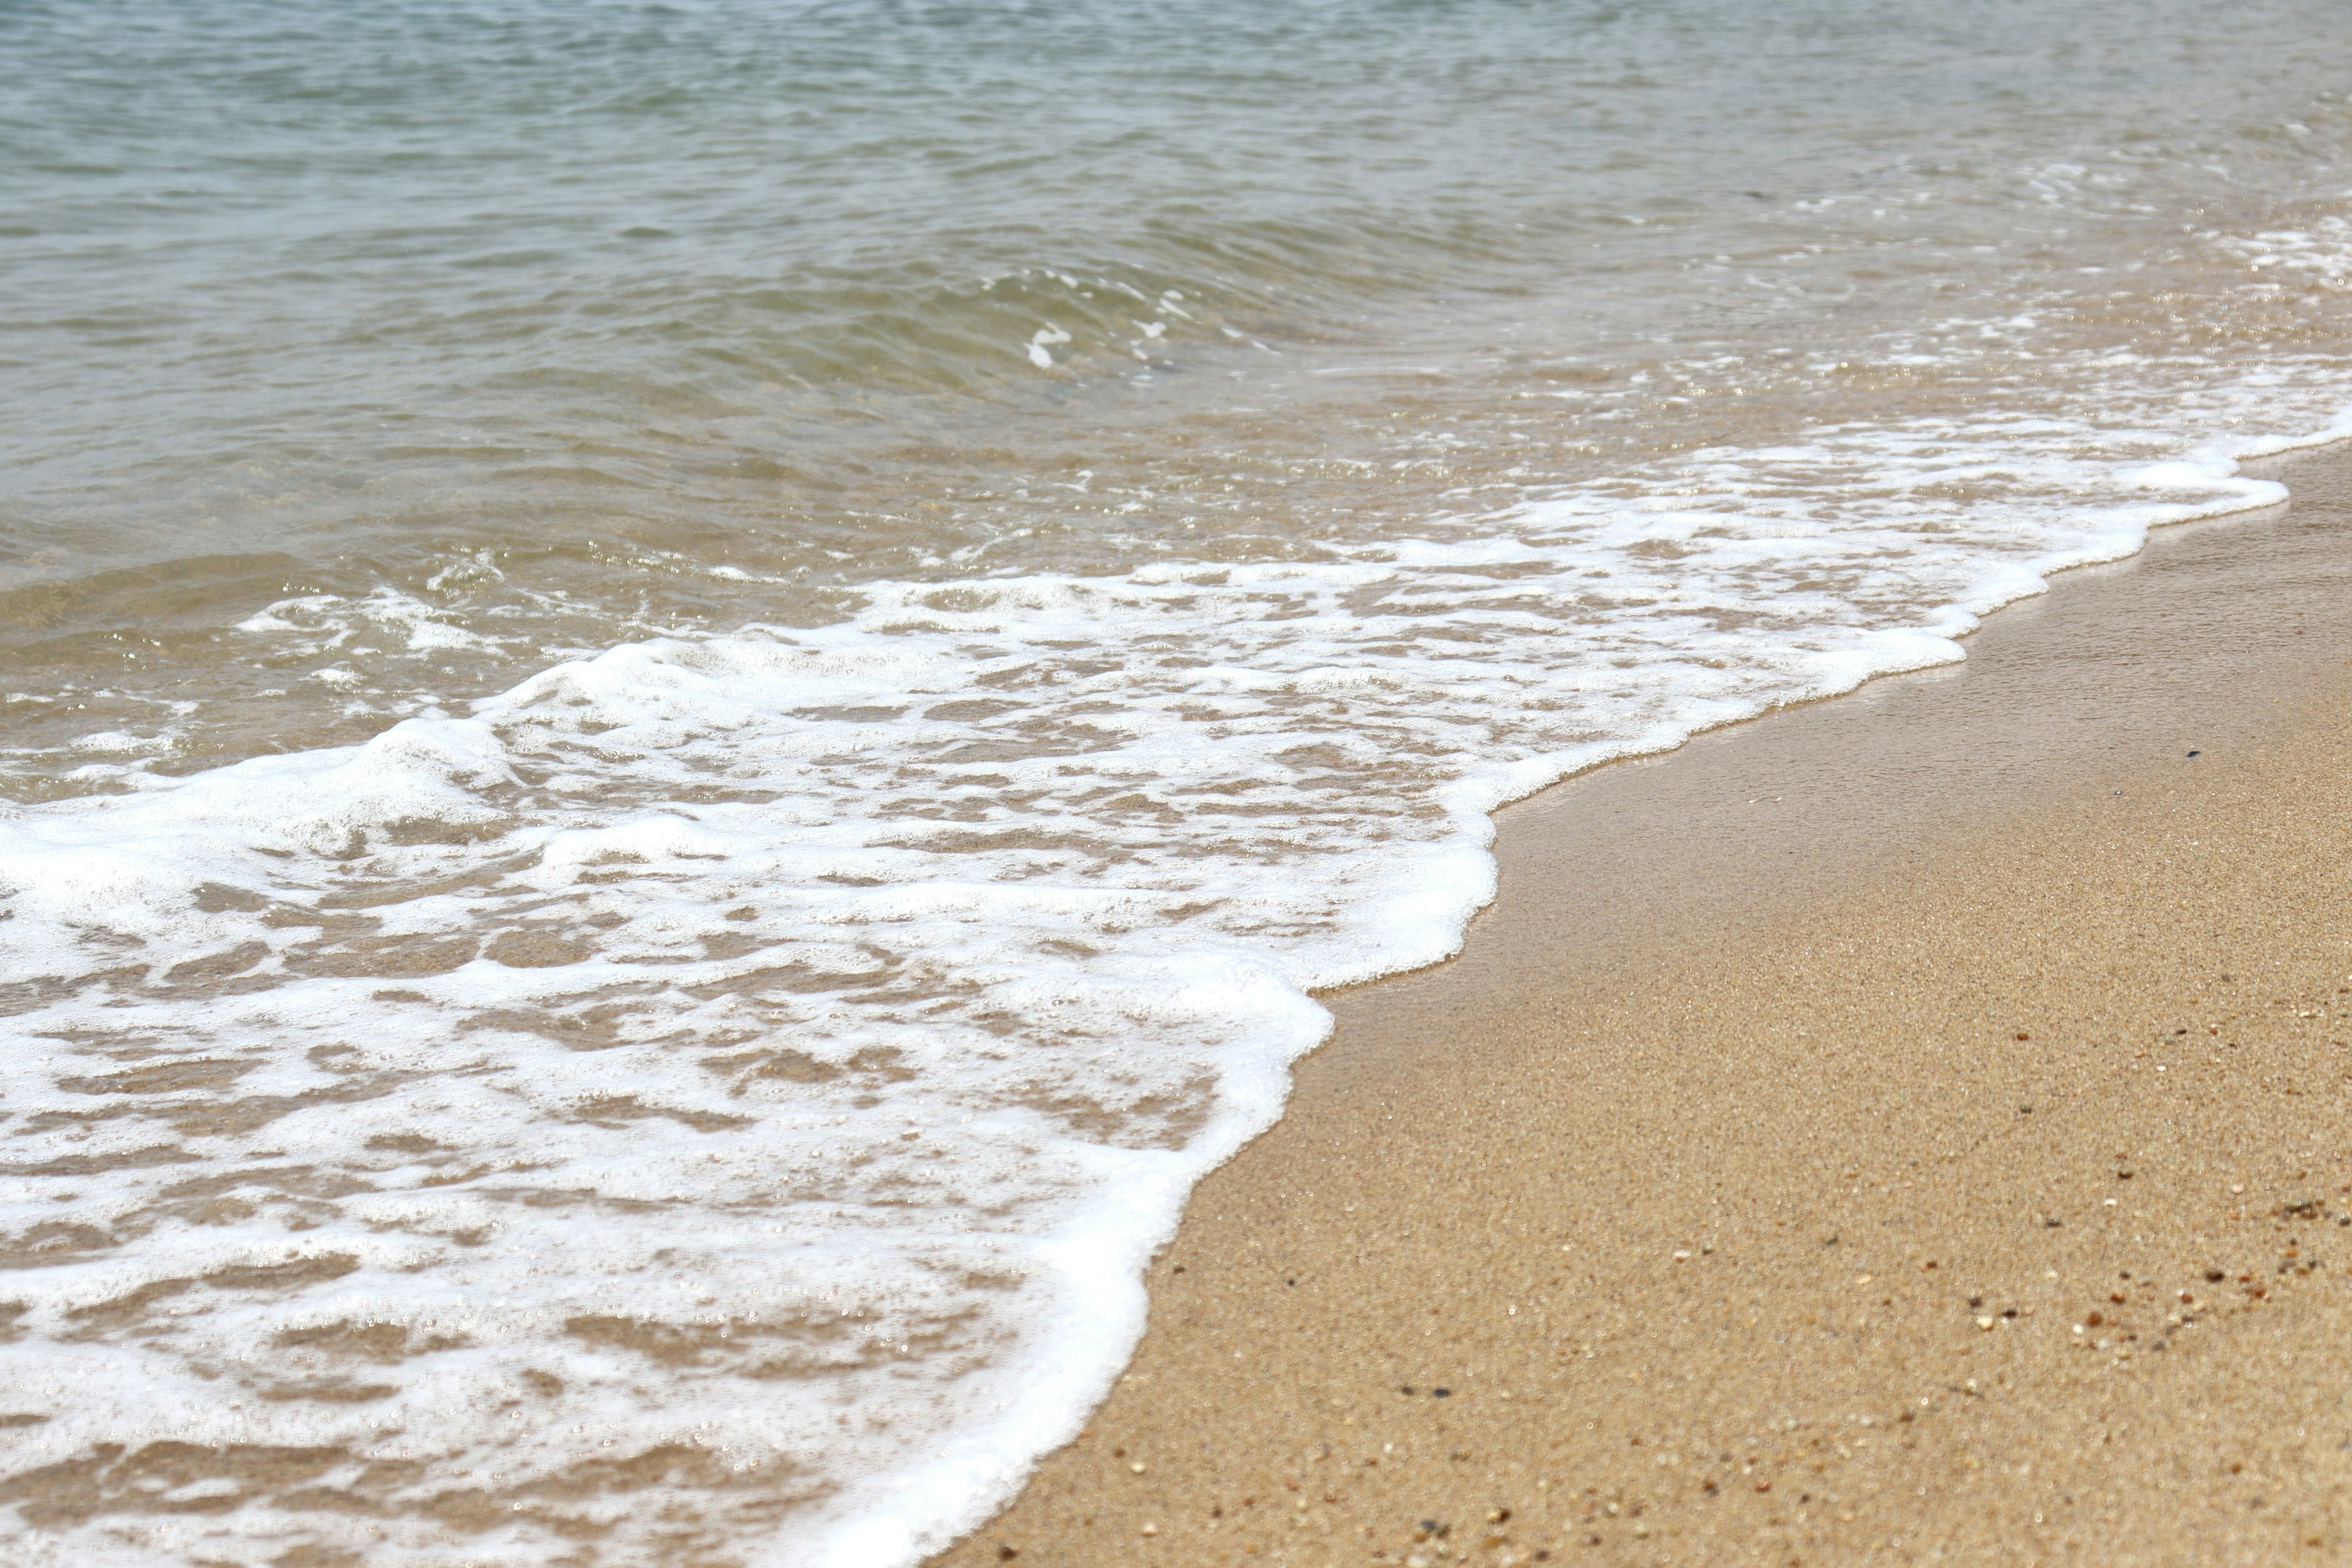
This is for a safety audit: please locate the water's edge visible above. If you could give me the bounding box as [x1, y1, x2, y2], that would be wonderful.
[874, 415, 2352, 1566]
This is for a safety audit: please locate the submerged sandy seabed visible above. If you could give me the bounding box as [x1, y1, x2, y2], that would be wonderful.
[931, 440, 2352, 1566]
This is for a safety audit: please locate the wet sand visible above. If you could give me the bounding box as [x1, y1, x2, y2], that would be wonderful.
[930, 439, 2352, 1568]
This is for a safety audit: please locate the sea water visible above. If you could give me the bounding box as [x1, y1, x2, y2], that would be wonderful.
[2, 1, 2350, 1561]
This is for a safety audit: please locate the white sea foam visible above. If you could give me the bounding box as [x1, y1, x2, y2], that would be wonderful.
[236, 589, 500, 656]
[1, 379, 2348, 1564]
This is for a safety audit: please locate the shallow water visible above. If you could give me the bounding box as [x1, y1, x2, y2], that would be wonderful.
[2, 2, 2350, 1562]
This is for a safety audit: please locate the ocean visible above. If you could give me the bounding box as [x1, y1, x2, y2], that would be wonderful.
[2, 1, 2348, 1561]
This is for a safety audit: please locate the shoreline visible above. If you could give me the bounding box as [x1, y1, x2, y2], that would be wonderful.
[930, 440, 2352, 1566]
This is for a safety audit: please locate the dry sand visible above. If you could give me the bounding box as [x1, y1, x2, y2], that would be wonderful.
[931, 443, 2352, 1568]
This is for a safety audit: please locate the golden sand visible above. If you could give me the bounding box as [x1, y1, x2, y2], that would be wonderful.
[932, 445, 2352, 1567]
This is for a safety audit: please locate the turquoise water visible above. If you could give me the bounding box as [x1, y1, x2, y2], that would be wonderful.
[2, 4, 2350, 1564]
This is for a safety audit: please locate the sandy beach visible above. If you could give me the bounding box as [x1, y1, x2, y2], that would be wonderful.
[932, 441, 2352, 1567]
